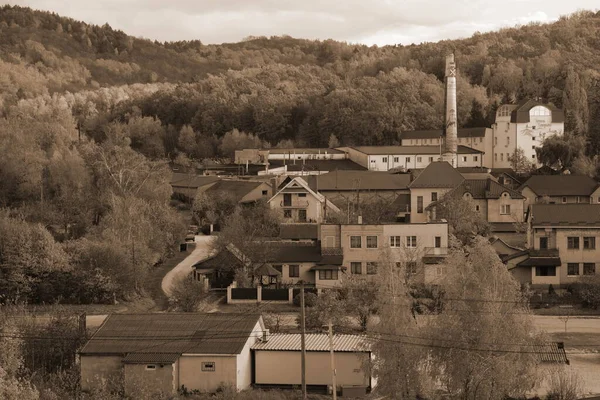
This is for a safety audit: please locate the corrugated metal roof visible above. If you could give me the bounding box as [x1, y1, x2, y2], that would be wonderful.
[351, 145, 482, 155]
[252, 334, 372, 352]
[534, 342, 569, 364]
[122, 353, 180, 364]
[530, 204, 600, 226]
[80, 313, 261, 356]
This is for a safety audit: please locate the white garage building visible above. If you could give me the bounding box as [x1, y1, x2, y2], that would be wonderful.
[252, 333, 374, 396]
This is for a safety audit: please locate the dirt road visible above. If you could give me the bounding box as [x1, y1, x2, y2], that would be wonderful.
[161, 235, 215, 297]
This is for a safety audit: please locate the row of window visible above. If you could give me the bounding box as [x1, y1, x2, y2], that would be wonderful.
[273, 264, 300, 277]
[282, 209, 307, 221]
[566, 236, 596, 250]
[537, 196, 600, 204]
[495, 152, 536, 162]
[349, 261, 418, 275]
[350, 235, 437, 249]
[408, 137, 484, 145]
[535, 263, 597, 277]
[374, 155, 479, 164]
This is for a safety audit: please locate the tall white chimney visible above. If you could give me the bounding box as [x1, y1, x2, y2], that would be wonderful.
[442, 54, 458, 167]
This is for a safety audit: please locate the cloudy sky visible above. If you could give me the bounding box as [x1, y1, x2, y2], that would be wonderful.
[5, 0, 599, 45]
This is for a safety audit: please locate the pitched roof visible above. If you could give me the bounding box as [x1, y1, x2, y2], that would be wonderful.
[279, 223, 319, 240]
[122, 353, 180, 364]
[490, 222, 519, 233]
[530, 204, 600, 226]
[401, 127, 488, 139]
[252, 334, 372, 352]
[268, 243, 323, 263]
[269, 177, 340, 213]
[408, 162, 465, 188]
[520, 175, 599, 197]
[170, 173, 220, 188]
[268, 159, 366, 171]
[534, 342, 569, 364]
[510, 99, 565, 123]
[350, 145, 483, 155]
[453, 179, 524, 199]
[204, 180, 267, 203]
[80, 313, 262, 356]
[254, 264, 282, 276]
[308, 170, 411, 191]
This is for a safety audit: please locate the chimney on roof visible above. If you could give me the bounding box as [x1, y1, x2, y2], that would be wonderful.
[358, 215, 363, 224]
[262, 328, 270, 342]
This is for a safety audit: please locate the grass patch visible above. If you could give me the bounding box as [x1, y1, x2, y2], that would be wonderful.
[549, 332, 600, 352]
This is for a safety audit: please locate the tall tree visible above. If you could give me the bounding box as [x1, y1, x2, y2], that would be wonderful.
[563, 66, 589, 136]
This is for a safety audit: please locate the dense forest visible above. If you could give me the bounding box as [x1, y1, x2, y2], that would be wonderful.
[2, 6, 600, 307]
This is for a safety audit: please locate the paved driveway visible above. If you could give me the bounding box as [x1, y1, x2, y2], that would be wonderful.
[161, 235, 215, 296]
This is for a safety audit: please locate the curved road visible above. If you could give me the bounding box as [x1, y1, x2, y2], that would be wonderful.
[161, 235, 216, 297]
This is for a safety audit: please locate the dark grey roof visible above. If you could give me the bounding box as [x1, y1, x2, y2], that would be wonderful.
[80, 313, 261, 356]
[408, 162, 465, 188]
[454, 179, 524, 199]
[268, 159, 366, 171]
[308, 170, 411, 191]
[316, 255, 343, 265]
[279, 223, 319, 240]
[490, 222, 520, 233]
[122, 353, 180, 364]
[401, 127, 488, 139]
[204, 180, 267, 203]
[530, 204, 600, 226]
[269, 244, 322, 263]
[510, 99, 564, 123]
[170, 173, 220, 188]
[534, 342, 569, 364]
[351, 145, 483, 155]
[520, 175, 598, 197]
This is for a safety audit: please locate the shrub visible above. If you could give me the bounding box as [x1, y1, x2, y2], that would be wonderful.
[293, 292, 317, 308]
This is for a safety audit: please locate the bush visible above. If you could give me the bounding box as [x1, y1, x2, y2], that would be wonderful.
[293, 292, 317, 308]
[168, 275, 208, 312]
[576, 275, 600, 309]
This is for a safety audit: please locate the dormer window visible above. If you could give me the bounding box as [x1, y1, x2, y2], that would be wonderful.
[529, 106, 551, 117]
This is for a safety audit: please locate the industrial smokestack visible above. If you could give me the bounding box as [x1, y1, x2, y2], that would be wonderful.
[442, 54, 458, 168]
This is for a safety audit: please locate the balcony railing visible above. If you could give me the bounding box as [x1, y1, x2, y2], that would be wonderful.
[281, 199, 309, 208]
[424, 247, 448, 256]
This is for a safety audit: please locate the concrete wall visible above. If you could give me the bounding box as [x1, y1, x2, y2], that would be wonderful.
[124, 363, 175, 396]
[487, 193, 525, 223]
[410, 188, 452, 223]
[237, 320, 264, 390]
[269, 189, 321, 223]
[241, 182, 273, 203]
[81, 355, 123, 392]
[254, 351, 370, 387]
[344, 148, 369, 169]
[320, 224, 341, 247]
[276, 262, 317, 285]
[178, 355, 237, 392]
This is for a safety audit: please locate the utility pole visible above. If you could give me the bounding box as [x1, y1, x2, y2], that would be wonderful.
[300, 281, 307, 399]
[328, 319, 337, 400]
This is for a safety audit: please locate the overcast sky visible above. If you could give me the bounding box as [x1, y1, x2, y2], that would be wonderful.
[5, 0, 599, 45]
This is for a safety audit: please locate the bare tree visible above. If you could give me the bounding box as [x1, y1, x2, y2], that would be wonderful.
[545, 367, 584, 400]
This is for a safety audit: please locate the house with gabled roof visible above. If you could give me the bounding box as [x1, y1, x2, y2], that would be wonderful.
[519, 175, 600, 208]
[80, 313, 265, 395]
[268, 177, 340, 223]
[204, 179, 273, 204]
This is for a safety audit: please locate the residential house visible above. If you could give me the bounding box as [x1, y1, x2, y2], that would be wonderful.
[268, 177, 340, 223]
[266, 243, 329, 287]
[409, 162, 465, 223]
[520, 204, 600, 289]
[320, 221, 449, 285]
[252, 333, 374, 394]
[80, 314, 265, 395]
[492, 100, 564, 168]
[170, 173, 219, 200]
[400, 127, 493, 168]
[343, 145, 484, 171]
[519, 175, 600, 208]
[204, 179, 273, 204]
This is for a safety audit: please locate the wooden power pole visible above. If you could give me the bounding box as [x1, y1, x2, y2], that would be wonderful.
[328, 319, 337, 400]
[300, 281, 307, 399]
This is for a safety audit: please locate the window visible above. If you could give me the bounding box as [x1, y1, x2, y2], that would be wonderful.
[495, 137, 498, 146]
[462, 156, 467, 162]
[283, 209, 292, 218]
[366, 262, 377, 275]
[366, 236, 378, 249]
[584, 263, 596, 275]
[562, 197, 567, 204]
[428, 157, 434, 162]
[435, 236, 441, 248]
[507, 137, 510, 146]
[146, 365, 156, 370]
[406, 236, 417, 248]
[298, 209, 307, 222]
[382, 157, 388, 162]
[394, 157, 399, 163]
[390, 236, 401, 248]
[417, 156, 422, 162]
[406, 157, 411, 163]
[500, 153, 504, 161]
[584, 237, 596, 250]
[475, 205, 480, 212]
[431, 192, 438, 202]
[370, 159, 375, 163]
[539, 237, 548, 249]
[405, 261, 418, 275]
[201, 362, 216, 372]
[567, 263, 580, 276]
[289, 265, 300, 278]
[535, 266, 556, 276]
[298, 193, 307, 197]
[262, 190, 268, 196]
[319, 270, 338, 280]
[495, 153, 498, 162]
[479, 137, 483, 143]
[417, 196, 423, 213]
[530, 106, 551, 116]
[474, 156, 478, 162]
[501, 204, 511, 215]
[567, 237, 580, 249]
[532, 154, 536, 159]
[351, 262, 362, 274]
[350, 236, 362, 248]
[283, 193, 292, 206]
